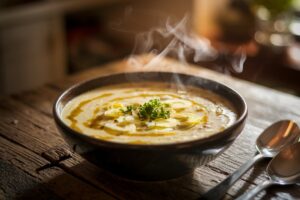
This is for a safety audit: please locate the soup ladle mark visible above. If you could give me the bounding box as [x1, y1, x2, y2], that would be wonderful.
[200, 120, 300, 200]
[236, 142, 300, 200]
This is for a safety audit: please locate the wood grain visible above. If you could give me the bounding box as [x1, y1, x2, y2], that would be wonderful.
[1, 54, 300, 199]
[0, 134, 115, 200]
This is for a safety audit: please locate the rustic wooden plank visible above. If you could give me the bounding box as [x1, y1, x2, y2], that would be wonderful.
[0, 97, 65, 150]
[0, 136, 116, 200]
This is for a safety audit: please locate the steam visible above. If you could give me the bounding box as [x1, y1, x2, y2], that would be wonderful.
[127, 15, 246, 74]
[128, 16, 217, 68]
[231, 47, 246, 73]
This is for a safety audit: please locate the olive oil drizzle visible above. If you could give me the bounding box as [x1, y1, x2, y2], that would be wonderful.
[67, 90, 208, 137]
[103, 127, 175, 137]
[67, 93, 112, 131]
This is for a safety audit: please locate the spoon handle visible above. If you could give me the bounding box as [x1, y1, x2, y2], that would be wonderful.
[199, 153, 264, 200]
[235, 180, 274, 200]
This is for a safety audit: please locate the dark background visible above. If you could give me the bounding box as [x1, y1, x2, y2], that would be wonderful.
[0, 0, 299, 96]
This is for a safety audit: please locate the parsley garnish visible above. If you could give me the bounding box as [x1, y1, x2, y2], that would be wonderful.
[120, 99, 170, 121]
[138, 99, 170, 121]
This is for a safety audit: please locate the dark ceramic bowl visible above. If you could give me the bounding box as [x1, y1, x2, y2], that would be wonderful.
[53, 72, 247, 181]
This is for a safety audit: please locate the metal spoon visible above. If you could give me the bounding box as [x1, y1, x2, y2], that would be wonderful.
[236, 142, 300, 200]
[200, 120, 300, 200]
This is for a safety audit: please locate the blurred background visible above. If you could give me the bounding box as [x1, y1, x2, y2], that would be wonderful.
[0, 0, 300, 96]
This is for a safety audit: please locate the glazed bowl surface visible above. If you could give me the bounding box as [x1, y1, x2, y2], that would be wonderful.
[53, 72, 247, 180]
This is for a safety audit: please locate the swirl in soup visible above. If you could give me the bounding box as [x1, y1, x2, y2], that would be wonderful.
[62, 83, 237, 144]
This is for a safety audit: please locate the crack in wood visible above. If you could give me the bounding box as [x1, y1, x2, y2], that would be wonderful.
[205, 164, 230, 177]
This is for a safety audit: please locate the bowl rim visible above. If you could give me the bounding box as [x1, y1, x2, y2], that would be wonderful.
[53, 71, 247, 150]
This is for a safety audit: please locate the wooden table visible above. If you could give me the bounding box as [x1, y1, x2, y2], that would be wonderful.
[1, 55, 300, 200]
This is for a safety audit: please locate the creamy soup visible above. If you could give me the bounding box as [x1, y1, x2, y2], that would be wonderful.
[62, 83, 237, 144]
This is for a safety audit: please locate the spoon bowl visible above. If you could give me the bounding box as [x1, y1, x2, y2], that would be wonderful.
[256, 120, 300, 157]
[268, 142, 300, 184]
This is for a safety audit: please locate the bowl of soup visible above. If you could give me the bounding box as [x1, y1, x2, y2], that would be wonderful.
[53, 72, 247, 180]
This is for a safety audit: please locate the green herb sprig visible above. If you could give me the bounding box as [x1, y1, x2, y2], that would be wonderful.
[138, 99, 170, 121]
[120, 99, 171, 121]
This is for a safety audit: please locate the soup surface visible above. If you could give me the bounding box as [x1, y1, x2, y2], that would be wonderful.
[62, 83, 237, 144]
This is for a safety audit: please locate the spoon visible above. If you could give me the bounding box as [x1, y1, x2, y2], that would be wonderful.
[200, 120, 300, 200]
[236, 142, 300, 200]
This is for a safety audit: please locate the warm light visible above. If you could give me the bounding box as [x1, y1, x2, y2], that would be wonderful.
[254, 31, 267, 44]
[274, 20, 287, 32]
[283, 122, 294, 137]
[270, 33, 284, 46]
[267, 122, 294, 147]
[290, 20, 300, 36]
[288, 45, 300, 63]
[257, 7, 270, 21]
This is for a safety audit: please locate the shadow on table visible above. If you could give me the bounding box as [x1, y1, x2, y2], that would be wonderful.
[0, 161, 61, 200]
[2, 158, 205, 200]
[232, 158, 269, 198]
[61, 160, 207, 200]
